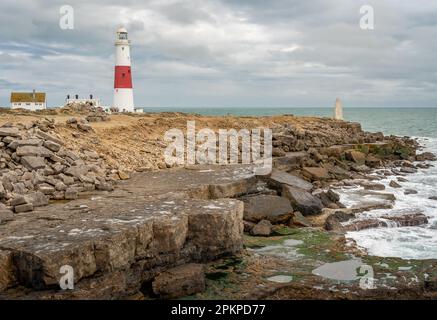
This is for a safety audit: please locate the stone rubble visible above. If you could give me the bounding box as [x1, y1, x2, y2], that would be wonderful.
[0, 120, 115, 214]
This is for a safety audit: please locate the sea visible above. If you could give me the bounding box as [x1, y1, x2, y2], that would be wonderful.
[144, 107, 437, 260]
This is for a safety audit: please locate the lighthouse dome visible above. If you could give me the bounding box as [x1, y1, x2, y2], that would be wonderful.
[117, 27, 127, 33]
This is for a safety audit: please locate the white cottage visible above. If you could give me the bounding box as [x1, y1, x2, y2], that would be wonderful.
[10, 90, 46, 110]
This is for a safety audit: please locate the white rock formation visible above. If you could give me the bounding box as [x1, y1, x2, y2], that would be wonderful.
[334, 98, 343, 120]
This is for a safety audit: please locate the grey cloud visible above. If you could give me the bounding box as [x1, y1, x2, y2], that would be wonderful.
[0, 0, 436, 107]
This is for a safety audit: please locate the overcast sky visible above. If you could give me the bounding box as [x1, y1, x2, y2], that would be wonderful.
[1, 0, 436, 108]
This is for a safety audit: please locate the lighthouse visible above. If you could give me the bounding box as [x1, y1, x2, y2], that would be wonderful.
[113, 27, 134, 112]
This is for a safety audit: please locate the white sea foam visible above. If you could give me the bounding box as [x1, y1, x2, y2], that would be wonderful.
[345, 137, 437, 260]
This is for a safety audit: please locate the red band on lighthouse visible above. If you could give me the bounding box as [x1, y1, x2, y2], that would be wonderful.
[113, 27, 134, 112]
[114, 66, 133, 89]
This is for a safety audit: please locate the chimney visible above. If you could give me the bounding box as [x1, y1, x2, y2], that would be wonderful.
[32, 89, 36, 100]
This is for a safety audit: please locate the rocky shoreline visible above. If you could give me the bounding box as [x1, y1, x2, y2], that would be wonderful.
[0, 111, 436, 299]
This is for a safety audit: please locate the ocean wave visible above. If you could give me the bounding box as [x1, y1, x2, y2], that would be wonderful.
[345, 135, 437, 260]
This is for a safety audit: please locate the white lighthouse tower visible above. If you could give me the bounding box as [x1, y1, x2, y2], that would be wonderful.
[113, 27, 134, 112]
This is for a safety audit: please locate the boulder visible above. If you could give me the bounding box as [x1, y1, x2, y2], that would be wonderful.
[21, 156, 46, 170]
[302, 167, 329, 181]
[14, 203, 33, 213]
[243, 220, 256, 233]
[400, 167, 417, 174]
[66, 117, 78, 124]
[318, 190, 341, 207]
[65, 188, 79, 200]
[365, 154, 382, 168]
[0, 210, 14, 224]
[11, 195, 28, 206]
[389, 180, 402, 188]
[342, 213, 428, 231]
[0, 250, 15, 291]
[267, 169, 313, 191]
[385, 213, 428, 227]
[362, 182, 386, 191]
[152, 264, 206, 299]
[118, 171, 130, 180]
[416, 152, 436, 161]
[290, 211, 312, 228]
[64, 165, 89, 177]
[250, 220, 273, 236]
[43, 140, 61, 152]
[272, 151, 308, 172]
[351, 164, 371, 173]
[282, 185, 323, 216]
[38, 184, 56, 195]
[0, 182, 5, 199]
[0, 127, 20, 137]
[346, 150, 366, 165]
[78, 123, 93, 132]
[27, 192, 49, 207]
[325, 211, 355, 231]
[8, 138, 42, 150]
[242, 194, 293, 223]
[35, 130, 64, 145]
[16, 146, 53, 158]
[404, 189, 418, 195]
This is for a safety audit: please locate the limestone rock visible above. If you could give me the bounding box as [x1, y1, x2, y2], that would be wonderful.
[243, 220, 256, 233]
[362, 182, 386, 191]
[14, 203, 33, 213]
[325, 211, 355, 231]
[342, 213, 428, 232]
[8, 138, 42, 150]
[290, 211, 312, 227]
[416, 152, 436, 161]
[11, 195, 28, 206]
[365, 154, 382, 167]
[242, 194, 293, 223]
[152, 264, 205, 299]
[404, 189, 418, 195]
[27, 192, 49, 207]
[346, 150, 366, 165]
[35, 130, 64, 146]
[0, 210, 14, 224]
[389, 180, 402, 188]
[0, 250, 15, 291]
[0, 127, 20, 137]
[16, 146, 53, 158]
[43, 140, 61, 152]
[21, 156, 46, 170]
[250, 220, 273, 236]
[65, 188, 79, 200]
[118, 171, 130, 180]
[282, 185, 323, 215]
[267, 169, 313, 191]
[302, 167, 329, 181]
[400, 167, 417, 174]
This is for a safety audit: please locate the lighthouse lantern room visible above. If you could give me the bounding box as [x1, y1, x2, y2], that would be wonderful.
[113, 27, 134, 112]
